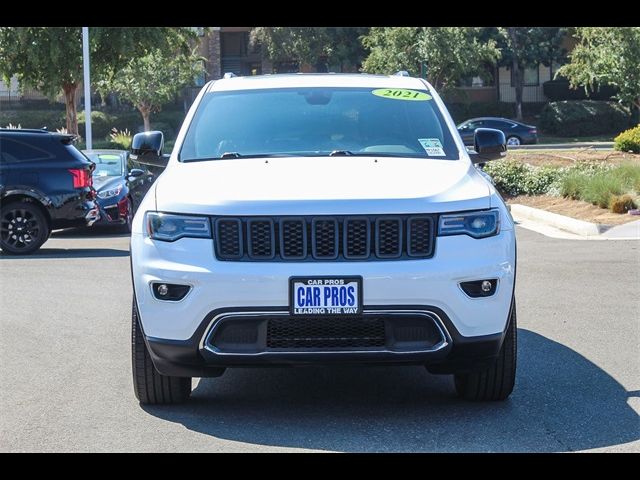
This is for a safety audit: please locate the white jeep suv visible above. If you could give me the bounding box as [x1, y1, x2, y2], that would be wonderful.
[129, 73, 516, 404]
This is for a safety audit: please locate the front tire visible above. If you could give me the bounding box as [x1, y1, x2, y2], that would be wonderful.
[0, 201, 49, 255]
[506, 136, 521, 146]
[132, 296, 191, 404]
[454, 301, 517, 401]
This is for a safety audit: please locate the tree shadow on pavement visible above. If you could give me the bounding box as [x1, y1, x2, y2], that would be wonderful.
[50, 227, 129, 239]
[142, 329, 639, 452]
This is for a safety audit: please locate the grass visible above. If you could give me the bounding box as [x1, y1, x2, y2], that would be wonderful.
[558, 163, 640, 210]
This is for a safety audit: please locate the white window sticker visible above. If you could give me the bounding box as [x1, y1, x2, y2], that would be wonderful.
[418, 138, 446, 156]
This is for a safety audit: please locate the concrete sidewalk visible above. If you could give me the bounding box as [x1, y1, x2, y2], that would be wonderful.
[601, 220, 640, 239]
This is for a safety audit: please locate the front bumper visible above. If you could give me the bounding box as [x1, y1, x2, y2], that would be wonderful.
[142, 305, 507, 377]
[95, 197, 127, 225]
[132, 228, 516, 374]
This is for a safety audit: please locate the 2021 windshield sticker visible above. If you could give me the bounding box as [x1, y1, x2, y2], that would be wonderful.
[418, 138, 446, 156]
[371, 89, 432, 101]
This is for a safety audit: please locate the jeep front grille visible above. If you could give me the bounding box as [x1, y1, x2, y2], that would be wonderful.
[213, 215, 435, 262]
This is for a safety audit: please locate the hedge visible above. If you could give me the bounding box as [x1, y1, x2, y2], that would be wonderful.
[445, 102, 514, 124]
[539, 100, 632, 137]
[542, 78, 617, 102]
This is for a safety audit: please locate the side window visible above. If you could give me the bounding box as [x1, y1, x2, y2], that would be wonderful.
[466, 121, 485, 130]
[485, 120, 507, 129]
[0, 137, 54, 164]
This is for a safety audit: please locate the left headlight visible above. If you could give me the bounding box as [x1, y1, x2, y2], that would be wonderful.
[97, 185, 123, 199]
[438, 209, 500, 239]
[146, 212, 212, 242]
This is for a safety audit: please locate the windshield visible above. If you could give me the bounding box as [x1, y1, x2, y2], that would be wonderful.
[87, 153, 124, 177]
[179, 87, 459, 161]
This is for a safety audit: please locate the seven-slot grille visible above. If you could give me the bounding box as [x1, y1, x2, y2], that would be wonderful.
[213, 215, 435, 261]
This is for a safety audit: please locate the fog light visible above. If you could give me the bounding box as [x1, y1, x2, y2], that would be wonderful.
[151, 283, 191, 301]
[460, 279, 498, 298]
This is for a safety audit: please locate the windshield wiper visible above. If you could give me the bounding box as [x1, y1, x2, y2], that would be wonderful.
[182, 153, 298, 162]
[220, 152, 241, 158]
[328, 150, 354, 156]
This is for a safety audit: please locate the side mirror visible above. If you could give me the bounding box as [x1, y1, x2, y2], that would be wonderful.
[470, 128, 506, 164]
[131, 131, 164, 165]
[128, 168, 145, 178]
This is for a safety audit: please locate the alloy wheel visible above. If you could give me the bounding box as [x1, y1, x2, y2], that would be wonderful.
[1, 208, 42, 251]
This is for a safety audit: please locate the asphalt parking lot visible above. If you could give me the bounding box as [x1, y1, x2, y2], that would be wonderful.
[0, 226, 638, 452]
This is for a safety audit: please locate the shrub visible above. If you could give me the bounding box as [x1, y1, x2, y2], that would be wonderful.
[483, 160, 561, 196]
[109, 128, 132, 149]
[539, 100, 632, 136]
[609, 195, 637, 214]
[614, 125, 640, 154]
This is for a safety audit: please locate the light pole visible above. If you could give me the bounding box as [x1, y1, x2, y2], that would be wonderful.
[82, 27, 92, 149]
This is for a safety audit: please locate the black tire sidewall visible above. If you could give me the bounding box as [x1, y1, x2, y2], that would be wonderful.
[0, 201, 49, 255]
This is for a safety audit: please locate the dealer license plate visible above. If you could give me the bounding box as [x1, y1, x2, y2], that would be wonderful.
[290, 276, 363, 315]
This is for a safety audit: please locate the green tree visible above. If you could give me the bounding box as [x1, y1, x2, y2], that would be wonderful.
[495, 27, 566, 120]
[251, 27, 369, 72]
[361, 27, 421, 76]
[557, 27, 640, 111]
[98, 49, 204, 132]
[0, 27, 195, 135]
[361, 27, 500, 92]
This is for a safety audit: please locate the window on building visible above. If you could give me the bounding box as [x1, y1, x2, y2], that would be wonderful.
[550, 60, 563, 79]
[221, 32, 247, 57]
[194, 60, 206, 87]
[511, 65, 539, 87]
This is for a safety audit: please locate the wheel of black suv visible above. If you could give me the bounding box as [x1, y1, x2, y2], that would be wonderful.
[0, 201, 49, 255]
[454, 301, 517, 401]
[131, 296, 192, 404]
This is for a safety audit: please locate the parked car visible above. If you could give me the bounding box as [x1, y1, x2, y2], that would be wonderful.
[84, 149, 157, 233]
[129, 73, 516, 405]
[0, 129, 99, 255]
[457, 117, 538, 146]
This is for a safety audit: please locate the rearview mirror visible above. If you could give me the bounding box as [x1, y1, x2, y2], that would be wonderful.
[131, 131, 164, 165]
[470, 128, 506, 164]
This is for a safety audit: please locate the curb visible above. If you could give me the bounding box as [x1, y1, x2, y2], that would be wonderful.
[509, 142, 614, 151]
[509, 204, 608, 236]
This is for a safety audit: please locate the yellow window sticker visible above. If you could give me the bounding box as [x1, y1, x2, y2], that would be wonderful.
[372, 89, 432, 101]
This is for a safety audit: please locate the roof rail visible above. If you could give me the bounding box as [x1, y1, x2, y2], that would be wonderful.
[394, 71, 410, 77]
[223, 72, 237, 79]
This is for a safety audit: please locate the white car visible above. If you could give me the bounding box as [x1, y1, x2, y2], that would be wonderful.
[129, 72, 516, 404]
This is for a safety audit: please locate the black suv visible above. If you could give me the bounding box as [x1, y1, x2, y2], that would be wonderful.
[0, 129, 99, 255]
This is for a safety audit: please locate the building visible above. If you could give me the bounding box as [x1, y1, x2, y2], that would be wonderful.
[453, 34, 578, 105]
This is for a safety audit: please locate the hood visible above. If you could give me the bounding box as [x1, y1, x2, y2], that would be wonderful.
[93, 175, 124, 191]
[154, 156, 491, 216]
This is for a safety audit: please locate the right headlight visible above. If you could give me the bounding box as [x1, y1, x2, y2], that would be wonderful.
[438, 209, 500, 239]
[146, 212, 211, 242]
